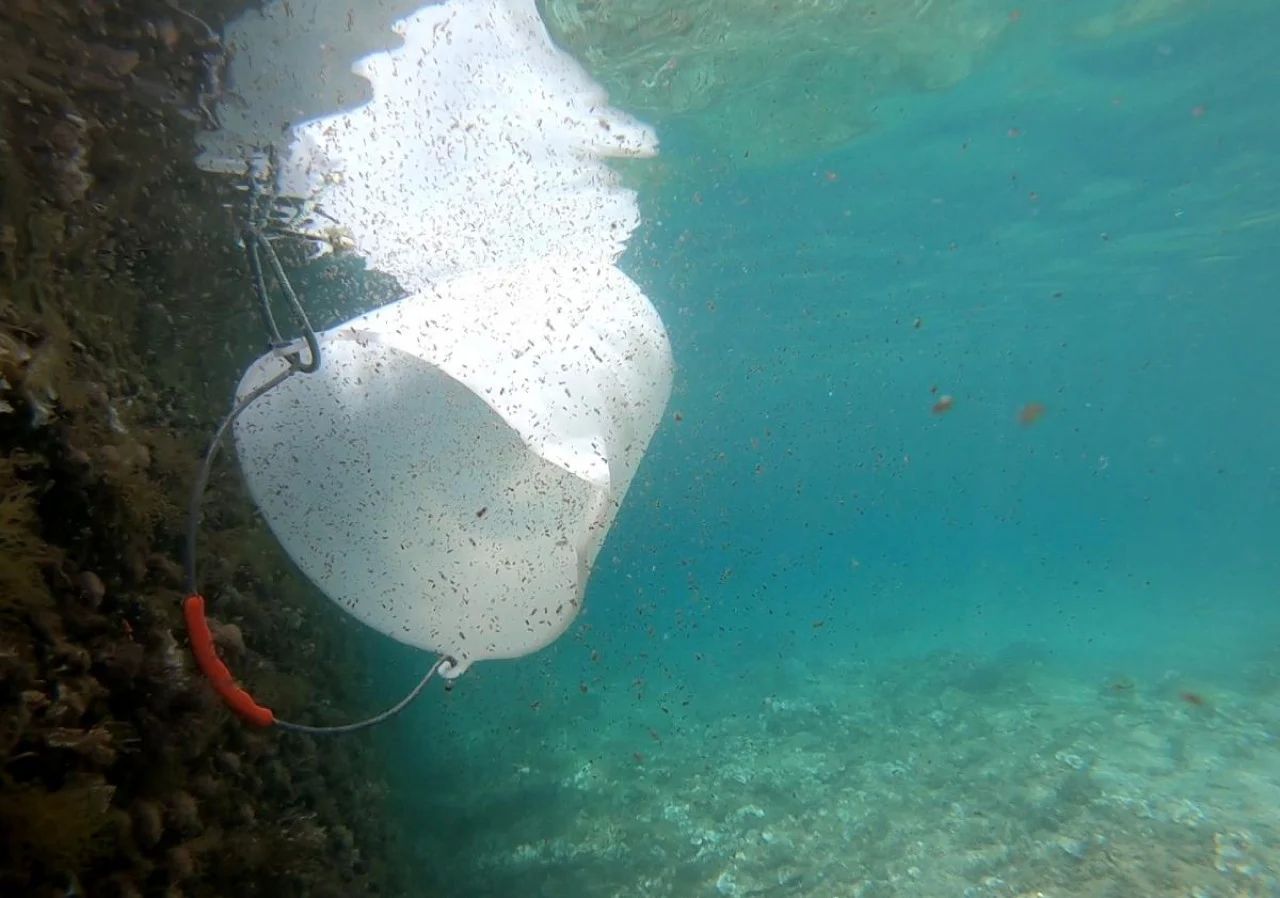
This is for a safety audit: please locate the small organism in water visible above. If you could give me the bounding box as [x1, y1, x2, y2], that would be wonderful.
[1109, 677, 1134, 693]
[1019, 402, 1047, 425]
[932, 394, 955, 415]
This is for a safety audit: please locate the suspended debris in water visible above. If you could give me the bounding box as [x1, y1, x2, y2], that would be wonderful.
[1019, 402, 1047, 425]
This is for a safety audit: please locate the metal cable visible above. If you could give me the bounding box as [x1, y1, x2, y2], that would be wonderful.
[181, 158, 439, 733]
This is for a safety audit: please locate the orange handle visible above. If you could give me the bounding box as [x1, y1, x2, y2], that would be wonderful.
[183, 594, 275, 727]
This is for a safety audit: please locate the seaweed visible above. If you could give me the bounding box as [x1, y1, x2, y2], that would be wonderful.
[0, 778, 115, 876]
[0, 453, 56, 610]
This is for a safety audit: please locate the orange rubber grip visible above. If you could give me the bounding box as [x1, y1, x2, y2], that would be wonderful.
[183, 594, 275, 728]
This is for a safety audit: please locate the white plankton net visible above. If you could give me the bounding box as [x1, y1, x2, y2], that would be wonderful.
[198, 0, 673, 678]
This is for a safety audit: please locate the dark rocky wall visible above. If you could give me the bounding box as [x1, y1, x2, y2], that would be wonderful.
[0, 3, 412, 895]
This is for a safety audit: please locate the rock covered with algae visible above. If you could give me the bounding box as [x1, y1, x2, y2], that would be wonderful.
[0, 1, 416, 895]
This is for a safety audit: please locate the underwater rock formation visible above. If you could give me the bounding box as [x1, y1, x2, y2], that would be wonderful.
[0, 2, 410, 895]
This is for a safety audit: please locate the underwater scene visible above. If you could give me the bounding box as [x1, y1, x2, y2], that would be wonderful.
[1, 1, 1278, 896]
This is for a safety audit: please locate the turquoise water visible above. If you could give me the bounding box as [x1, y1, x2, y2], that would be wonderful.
[356, 4, 1280, 896]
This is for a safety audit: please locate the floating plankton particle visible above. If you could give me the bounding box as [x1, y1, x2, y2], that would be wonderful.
[1019, 402, 1047, 425]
